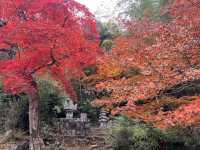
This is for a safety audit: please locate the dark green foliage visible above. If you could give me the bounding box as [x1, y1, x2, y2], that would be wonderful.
[124, 67, 141, 78]
[160, 12, 172, 23]
[98, 21, 121, 42]
[135, 99, 146, 106]
[72, 79, 99, 124]
[97, 21, 121, 52]
[84, 65, 97, 76]
[77, 99, 100, 124]
[0, 94, 29, 132]
[15, 80, 65, 130]
[15, 95, 29, 131]
[0, 82, 29, 132]
[109, 116, 163, 150]
[101, 39, 113, 52]
[162, 102, 179, 112]
[108, 116, 200, 150]
[96, 89, 112, 99]
[41, 124, 56, 145]
[163, 126, 200, 150]
[111, 128, 133, 150]
[165, 80, 200, 98]
[0, 79, 66, 132]
[37, 79, 66, 124]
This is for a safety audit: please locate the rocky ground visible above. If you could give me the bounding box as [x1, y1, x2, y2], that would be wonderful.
[0, 127, 113, 150]
[47, 127, 112, 150]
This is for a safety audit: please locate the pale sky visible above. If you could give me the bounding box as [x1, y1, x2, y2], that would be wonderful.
[75, 0, 118, 21]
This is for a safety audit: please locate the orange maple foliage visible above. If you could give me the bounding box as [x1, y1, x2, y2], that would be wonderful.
[92, 0, 200, 128]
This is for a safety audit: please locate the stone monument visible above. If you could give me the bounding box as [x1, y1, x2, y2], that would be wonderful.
[99, 109, 109, 128]
[64, 100, 77, 119]
[58, 100, 90, 137]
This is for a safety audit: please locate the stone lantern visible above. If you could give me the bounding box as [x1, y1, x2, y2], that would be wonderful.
[64, 100, 77, 119]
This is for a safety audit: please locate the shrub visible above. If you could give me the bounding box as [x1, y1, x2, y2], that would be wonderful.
[108, 116, 163, 150]
[72, 79, 100, 124]
[0, 86, 29, 132]
[101, 39, 113, 52]
[108, 116, 200, 150]
[0, 79, 66, 132]
[37, 79, 67, 124]
[163, 126, 200, 150]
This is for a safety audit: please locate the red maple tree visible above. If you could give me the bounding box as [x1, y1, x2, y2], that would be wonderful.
[0, 0, 99, 149]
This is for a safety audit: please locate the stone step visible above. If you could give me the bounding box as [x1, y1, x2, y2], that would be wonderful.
[89, 128, 108, 136]
[89, 128, 108, 132]
[89, 131, 107, 134]
[0, 144, 10, 150]
[89, 133, 107, 137]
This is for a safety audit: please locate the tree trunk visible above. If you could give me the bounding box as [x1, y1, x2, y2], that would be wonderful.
[28, 91, 44, 150]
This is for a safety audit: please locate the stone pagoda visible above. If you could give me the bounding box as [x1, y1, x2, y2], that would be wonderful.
[99, 109, 109, 128]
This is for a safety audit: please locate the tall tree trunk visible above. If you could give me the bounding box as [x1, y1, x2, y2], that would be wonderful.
[28, 91, 44, 150]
